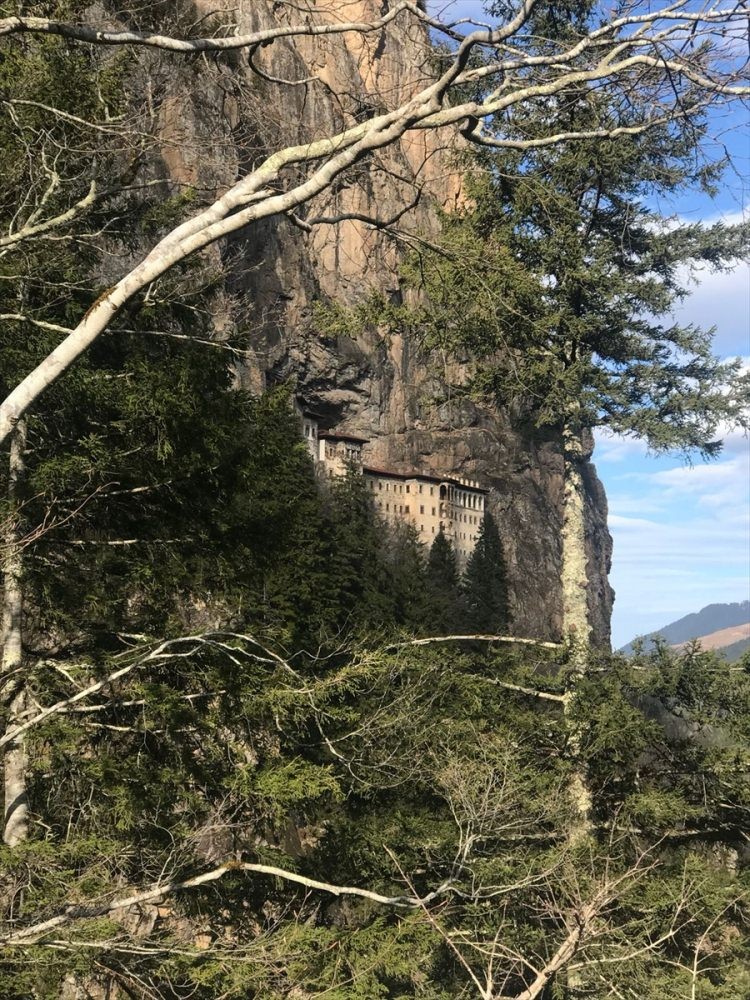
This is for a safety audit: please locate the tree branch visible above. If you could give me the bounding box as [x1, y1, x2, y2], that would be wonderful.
[0, 3, 748, 442]
[0, 181, 97, 250]
[0, 3, 445, 53]
[0, 860, 451, 946]
[385, 635, 562, 651]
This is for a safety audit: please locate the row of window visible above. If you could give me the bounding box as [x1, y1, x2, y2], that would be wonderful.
[325, 443, 362, 458]
[368, 477, 486, 505]
[373, 501, 478, 544]
[448, 492, 483, 510]
[369, 479, 436, 497]
[377, 502, 412, 515]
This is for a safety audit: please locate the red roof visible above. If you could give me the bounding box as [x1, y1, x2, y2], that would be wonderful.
[319, 432, 370, 444]
[363, 466, 488, 493]
[363, 465, 413, 480]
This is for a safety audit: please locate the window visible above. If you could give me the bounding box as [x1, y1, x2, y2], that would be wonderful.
[404, 505, 409, 514]
[386, 503, 390, 512]
[420, 524, 424, 532]
[419, 505, 424, 515]
[432, 507, 436, 516]
[431, 526, 435, 534]
[419, 484, 423, 494]
[430, 487, 434, 497]
[378, 481, 383, 491]
[406, 485, 410, 493]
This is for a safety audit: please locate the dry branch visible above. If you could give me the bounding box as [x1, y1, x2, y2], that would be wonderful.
[0, 1, 748, 440]
[0, 860, 451, 946]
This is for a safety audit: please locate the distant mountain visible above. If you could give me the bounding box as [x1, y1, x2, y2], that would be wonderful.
[620, 601, 750, 658]
[721, 635, 750, 663]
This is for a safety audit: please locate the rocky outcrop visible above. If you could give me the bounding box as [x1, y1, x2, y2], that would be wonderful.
[147, 0, 613, 644]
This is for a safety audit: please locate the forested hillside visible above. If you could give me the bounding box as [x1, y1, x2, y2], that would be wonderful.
[1, 2, 749, 998]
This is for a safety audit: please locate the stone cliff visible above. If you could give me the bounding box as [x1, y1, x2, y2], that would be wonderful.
[146, 0, 613, 644]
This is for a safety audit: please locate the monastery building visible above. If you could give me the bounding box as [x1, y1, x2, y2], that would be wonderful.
[301, 410, 487, 566]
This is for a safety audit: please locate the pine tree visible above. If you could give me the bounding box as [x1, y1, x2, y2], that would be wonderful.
[384, 521, 430, 632]
[460, 101, 748, 651]
[423, 527, 464, 634]
[462, 511, 509, 633]
[324, 471, 396, 634]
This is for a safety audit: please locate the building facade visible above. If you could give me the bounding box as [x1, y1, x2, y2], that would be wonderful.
[362, 467, 486, 566]
[299, 405, 487, 566]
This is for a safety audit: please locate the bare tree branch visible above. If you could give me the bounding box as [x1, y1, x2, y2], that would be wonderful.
[0, 1, 748, 442]
[385, 635, 562, 651]
[0, 860, 451, 946]
[0, 180, 96, 250]
[0, 3, 452, 54]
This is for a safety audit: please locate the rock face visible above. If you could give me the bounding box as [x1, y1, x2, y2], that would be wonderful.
[150, 0, 613, 644]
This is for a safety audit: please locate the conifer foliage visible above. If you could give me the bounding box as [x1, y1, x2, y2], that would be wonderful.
[462, 511, 509, 633]
[1, 4, 749, 997]
[424, 526, 464, 634]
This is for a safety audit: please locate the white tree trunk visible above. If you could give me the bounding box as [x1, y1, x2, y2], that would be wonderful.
[2, 419, 29, 847]
[560, 419, 591, 652]
[560, 416, 593, 843]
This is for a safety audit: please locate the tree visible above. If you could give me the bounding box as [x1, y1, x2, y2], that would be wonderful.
[460, 98, 750, 657]
[324, 471, 397, 635]
[1, 635, 747, 999]
[0, 1, 748, 441]
[337, 2, 749, 840]
[372, 69, 749, 656]
[383, 520, 432, 633]
[462, 511, 509, 633]
[424, 526, 464, 633]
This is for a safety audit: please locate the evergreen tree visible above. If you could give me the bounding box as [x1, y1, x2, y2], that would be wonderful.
[324, 471, 395, 634]
[449, 101, 748, 651]
[383, 521, 430, 632]
[462, 511, 509, 633]
[357, 4, 750, 654]
[423, 527, 463, 634]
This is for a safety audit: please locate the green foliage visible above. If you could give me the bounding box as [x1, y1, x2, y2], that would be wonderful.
[462, 511, 509, 632]
[423, 527, 464, 633]
[440, 106, 748, 452]
[1, 6, 749, 997]
[3, 616, 750, 997]
[315, 53, 749, 459]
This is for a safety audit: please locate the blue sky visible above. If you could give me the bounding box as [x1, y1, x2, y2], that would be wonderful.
[599, 89, 749, 647]
[599, 207, 749, 648]
[427, 1, 750, 646]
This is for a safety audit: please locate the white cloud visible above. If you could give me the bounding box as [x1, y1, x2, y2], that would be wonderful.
[594, 430, 650, 464]
[673, 266, 749, 355]
[604, 446, 750, 646]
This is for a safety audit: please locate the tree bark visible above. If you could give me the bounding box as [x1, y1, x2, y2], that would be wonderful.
[560, 416, 591, 653]
[560, 413, 594, 845]
[2, 419, 29, 847]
